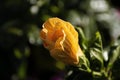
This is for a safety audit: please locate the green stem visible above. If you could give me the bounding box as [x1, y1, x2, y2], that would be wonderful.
[92, 71, 102, 77]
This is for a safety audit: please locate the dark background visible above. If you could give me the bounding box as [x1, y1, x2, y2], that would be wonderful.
[0, 0, 120, 80]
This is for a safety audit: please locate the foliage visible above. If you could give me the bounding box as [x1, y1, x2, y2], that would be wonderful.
[0, 0, 120, 80]
[66, 27, 120, 80]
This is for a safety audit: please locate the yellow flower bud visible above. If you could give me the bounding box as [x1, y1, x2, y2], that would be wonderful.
[40, 17, 83, 65]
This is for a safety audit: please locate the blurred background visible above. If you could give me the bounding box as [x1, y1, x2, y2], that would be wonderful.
[0, 0, 120, 80]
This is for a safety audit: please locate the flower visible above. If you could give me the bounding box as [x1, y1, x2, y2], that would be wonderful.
[40, 17, 83, 65]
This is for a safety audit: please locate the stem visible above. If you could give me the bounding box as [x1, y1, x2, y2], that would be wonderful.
[92, 71, 102, 77]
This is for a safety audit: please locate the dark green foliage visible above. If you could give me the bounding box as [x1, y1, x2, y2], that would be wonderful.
[0, 0, 120, 80]
[66, 27, 120, 80]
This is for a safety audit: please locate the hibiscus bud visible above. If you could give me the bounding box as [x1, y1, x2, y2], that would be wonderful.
[40, 17, 83, 65]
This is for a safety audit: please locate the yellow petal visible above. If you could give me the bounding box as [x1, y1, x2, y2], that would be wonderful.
[40, 17, 83, 65]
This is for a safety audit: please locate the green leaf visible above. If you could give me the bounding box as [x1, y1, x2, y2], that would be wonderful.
[17, 62, 27, 80]
[75, 27, 88, 51]
[7, 27, 23, 36]
[107, 45, 120, 71]
[14, 48, 22, 59]
[90, 48, 103, 65]
[78, 55, 91, 73]
[89, 32, 104, 71]
[75, 27, 91, 72]
[90, 32, 103, 62]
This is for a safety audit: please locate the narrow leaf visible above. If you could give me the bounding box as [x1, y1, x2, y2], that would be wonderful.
[107, 45, 120, 71]
[90, 32, 103, 64]
[75, 27, 88, 51]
